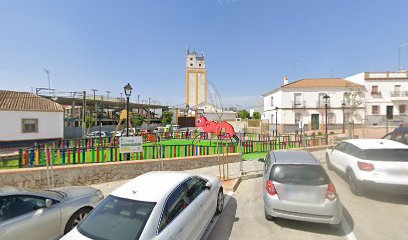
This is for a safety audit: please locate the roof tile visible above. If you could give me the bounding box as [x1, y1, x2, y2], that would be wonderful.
[0, 90, 64, 112]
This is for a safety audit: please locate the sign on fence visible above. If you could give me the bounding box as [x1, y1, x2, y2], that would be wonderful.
[119, 136, 143, 153]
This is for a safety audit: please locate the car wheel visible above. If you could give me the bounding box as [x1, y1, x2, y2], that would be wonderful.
[326, 153, 333, 170]
[215, 189, 224, 215]
[264, 208, 274, 221]
[64, 207, 92, 234]
[347, 171, 363, 196]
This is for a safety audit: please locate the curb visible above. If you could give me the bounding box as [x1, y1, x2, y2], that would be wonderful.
[229, 171, 263, 192]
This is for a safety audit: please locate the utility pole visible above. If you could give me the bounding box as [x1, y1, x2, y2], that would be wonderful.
[43, 68, 51, 95]
[82, 91, 87, 138]
[91, 89, 97, 101]
[148, 97, 151, 131]
[106, 91, 111, 101]
[91, 89, 98, 113]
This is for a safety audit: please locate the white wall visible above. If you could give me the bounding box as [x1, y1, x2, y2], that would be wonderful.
[0, 111, 63, 141]
[262, 87, 365, 125]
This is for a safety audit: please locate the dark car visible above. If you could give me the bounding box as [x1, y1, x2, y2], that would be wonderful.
[383, 125, 408, 145]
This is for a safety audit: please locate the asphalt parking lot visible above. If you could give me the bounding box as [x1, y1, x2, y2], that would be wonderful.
[206, 151, 408, 240]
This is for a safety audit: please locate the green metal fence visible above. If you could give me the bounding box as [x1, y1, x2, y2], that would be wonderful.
[18, 133, 326, 167]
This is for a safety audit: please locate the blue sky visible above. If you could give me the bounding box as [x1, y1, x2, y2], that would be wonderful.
[1, 0, 408, 108]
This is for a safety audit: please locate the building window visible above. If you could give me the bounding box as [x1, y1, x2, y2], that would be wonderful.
[189, 63, 193, 66]
[22, 119, 38, 133]
[372, 105, 379, 115]
[190, 58, 193, 61]
[400, 105, 406, 115]
[199, 63, 201, 67]
[295, 113, 302, 124]
[270, 97, 274, 107]
[371, 85, 379, 94]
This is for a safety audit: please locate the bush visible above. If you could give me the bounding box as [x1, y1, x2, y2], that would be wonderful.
[252, 112, 261, 119]
[162, 111, 174, 125]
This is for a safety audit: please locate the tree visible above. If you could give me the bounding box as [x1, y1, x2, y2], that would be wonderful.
[134, 114, 145, 127]
[162, 111, 174, 125]
[85, 114, 96, 129]
[239, 109, 250, 119]
[252, 112, 261, 119]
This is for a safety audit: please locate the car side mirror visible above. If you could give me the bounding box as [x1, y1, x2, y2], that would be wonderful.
[258, 158, 265, 162]
[204, 181, 212, 190]
[45, 199, 53, 208]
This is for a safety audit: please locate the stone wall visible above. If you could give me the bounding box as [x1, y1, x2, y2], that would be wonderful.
[0, 153, 241, 190]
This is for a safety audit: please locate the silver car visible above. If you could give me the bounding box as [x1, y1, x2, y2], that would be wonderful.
[62, 171, 224, 240]
[261, 150, 342, 227]
[0, 186, 103, 240]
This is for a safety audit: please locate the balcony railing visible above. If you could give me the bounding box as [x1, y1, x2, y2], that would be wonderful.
[371, 91, 382, 95]
[390, 91, 408, 98]
[316, 100, 331, 108]
[292, 101, 306, 108]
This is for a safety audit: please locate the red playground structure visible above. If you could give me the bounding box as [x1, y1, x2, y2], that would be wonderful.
[195, 116, 239, 141]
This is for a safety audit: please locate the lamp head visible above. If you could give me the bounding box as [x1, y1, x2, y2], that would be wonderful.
[124, 83, 133, 97]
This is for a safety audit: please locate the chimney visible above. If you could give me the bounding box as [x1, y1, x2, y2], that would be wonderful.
[283, 76, 289, 85]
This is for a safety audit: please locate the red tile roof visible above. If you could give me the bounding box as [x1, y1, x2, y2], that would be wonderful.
[282, 78, 363, 88]
[0, 90, 64, 112]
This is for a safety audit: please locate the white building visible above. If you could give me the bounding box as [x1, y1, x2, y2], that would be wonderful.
[0, 90, 64, 147]
[262, 78, 365, 133]
[196, 103, 237, 121]
[186, 49, 207, 108]
[346, 71, 408, 126]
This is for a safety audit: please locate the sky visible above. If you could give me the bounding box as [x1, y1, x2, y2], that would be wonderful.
[1, 0, 408, 108]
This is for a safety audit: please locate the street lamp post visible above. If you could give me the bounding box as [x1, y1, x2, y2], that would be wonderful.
[341, 102, 346, 134]
[323, 94, 331, 145]
[124, 83, 133, 160]
[274, 107, 279, 136]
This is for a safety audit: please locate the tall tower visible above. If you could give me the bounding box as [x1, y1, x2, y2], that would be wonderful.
[186, 48, 207, 109]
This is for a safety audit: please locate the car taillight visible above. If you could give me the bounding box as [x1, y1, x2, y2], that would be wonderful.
[357, 161, 375, 171]
[325, 183, 337, 201]
[266, 180, 277, 196]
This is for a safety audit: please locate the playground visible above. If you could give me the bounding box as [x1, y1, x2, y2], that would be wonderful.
[1, 131, 326, 169]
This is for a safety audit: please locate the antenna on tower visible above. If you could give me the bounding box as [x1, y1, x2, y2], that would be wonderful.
[186, 45, 189, 54]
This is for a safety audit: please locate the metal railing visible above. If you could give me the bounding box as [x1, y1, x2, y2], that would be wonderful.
[292, 101, 306, 108]
[390, 91, 408, 97]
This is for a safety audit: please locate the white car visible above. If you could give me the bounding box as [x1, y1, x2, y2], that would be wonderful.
[62, 171, 224, 240]
[326, 139, 408, 195]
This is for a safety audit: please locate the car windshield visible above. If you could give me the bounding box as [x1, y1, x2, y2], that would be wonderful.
[364, 149, 408, 161]
[77, 195, 156, 240]
[270, 164, 330, 186]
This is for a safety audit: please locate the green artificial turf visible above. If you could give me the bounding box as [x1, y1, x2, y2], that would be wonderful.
[242, 151, 269, 161]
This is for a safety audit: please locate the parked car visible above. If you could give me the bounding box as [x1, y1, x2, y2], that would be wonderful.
[86, 131, 107, 138]
[122, 128, 136, 136]
[260, 150, 342, 228]
[326, 139, 408, 195]
[109, 130, 122, 137]
[382, 125, 408, 145]
[0, 186, 103, 240]
[62, 171, 224, 240]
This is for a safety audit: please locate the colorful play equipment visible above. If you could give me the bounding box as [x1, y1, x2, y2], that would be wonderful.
[195, 116, 239, 141]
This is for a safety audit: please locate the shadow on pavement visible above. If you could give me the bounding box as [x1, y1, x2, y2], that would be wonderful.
[331, 168, 408, 205]
[273, 204, 354, 237]
[206, 196, 237, 240]
[362, 190, 408, 205]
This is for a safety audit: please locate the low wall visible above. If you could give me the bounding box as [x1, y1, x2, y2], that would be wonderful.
[0, 153, 241, 190]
